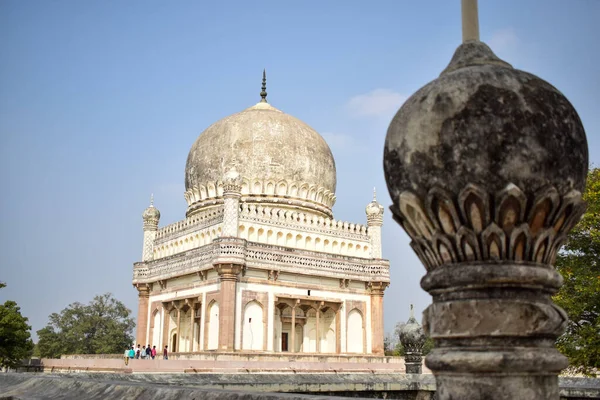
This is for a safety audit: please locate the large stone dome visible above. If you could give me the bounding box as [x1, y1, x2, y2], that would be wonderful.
[185, 100, 337, 217]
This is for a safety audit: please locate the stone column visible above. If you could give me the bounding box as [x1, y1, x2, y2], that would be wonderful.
[215, 263, 243, 351]
[175, 304, 181, 352]
[315, 306, 320, 353]
[370, 282, 388, 355]
[384, 29, 588, 398]
[135, 284, 150, 346]
[161, 303, 170, 349]
[335, 306, 342, 354]
[291, 305, 296, 353]
[189, 302, 195, 352]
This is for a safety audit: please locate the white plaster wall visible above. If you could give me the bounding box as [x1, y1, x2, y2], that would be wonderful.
[273, 311, 282, 352]
[267, 292, 274, 351]
[238, 220, 371, 258]
[347, 309, 364, 353]
[152, 312, 161, 347]
[236, 282, 371, 353]
[147, 284, 219, 352]
[207, 301, 219, 350]
[242, 301, 264, 350]
[341, 302, 347, 353]
[199, 292, 206, 351]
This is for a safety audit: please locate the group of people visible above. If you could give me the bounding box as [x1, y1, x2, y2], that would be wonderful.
[123, 344, 168, 365]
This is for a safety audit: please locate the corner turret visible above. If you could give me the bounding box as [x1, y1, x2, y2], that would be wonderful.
[366, 188, 384, 258]
[142, 194, 160, 261]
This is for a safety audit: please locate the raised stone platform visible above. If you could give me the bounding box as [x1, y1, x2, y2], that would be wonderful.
[40, 353, 412, 374]
[1, 372, 598, 400]
[43, 353, 414, 374]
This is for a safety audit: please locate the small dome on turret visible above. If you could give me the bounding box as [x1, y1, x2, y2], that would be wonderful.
[366, 188, 384, 217]
[223, 166, 241, 187]
[142, 195, 160, 222]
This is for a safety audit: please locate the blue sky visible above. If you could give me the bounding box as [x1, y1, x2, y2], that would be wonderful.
[1, 0, 599, 341]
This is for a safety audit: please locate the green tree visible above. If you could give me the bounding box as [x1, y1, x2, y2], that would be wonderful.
[0, 282, 34, 368]
[37, 293, 135, 358]
[554, 167, 600, 376]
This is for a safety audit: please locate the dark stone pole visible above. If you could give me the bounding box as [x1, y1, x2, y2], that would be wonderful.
[399, 305, 426, 374]
[383, 2, 589, 398]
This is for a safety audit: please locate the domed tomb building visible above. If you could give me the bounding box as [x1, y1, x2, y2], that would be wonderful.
[133, 76, 390, 355]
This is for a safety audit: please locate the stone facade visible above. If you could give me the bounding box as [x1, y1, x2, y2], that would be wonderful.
[133, 84, 390, 356]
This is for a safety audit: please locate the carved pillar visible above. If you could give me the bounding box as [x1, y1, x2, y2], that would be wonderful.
[135, 284, 150, 346]
[215, 263, 243, 351]
[291, 305, 296, 353]
[189, 301, 195, 352]
[384, 13, 588, 397]
[315, 306, 320, 353]
[161, 303, 171, 349]
[335, 306, 342, 354]
[370, 282, 388, 355]
[175, 303, 181, 352]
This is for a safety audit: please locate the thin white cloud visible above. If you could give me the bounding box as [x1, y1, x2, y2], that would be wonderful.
[346, 89, 407, 119]
[322, 132, 357, 150]
[488, 28, 519, 54]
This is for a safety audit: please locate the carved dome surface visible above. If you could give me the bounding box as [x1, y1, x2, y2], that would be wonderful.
[384, 41, 588, 206]
[142, 205, 160, 221]
[185, 101, 337, 217]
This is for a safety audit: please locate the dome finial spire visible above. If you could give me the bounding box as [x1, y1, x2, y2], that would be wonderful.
[150, 193, 154, 207]
[373, 187, 377, 201]
[461, 0, 480, 42]
[260, 69, 268, 103]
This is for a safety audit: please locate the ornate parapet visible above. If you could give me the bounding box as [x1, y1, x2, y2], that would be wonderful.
[184, 177, 337, 218]
[155, 207, 224, 241]
[133, 240, 390, 285]
[245, 242, 390, 282]
[132, 244, 216, 284]
[239, 203, 369, 240]
[213, 237, 246, 266]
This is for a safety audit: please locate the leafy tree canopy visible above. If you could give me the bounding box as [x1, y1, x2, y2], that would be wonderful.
[37, 293, 135, 358]
[554, 167, 600, 376]
[0, 282, 34, 368]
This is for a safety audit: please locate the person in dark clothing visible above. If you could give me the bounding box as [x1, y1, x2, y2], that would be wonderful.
[163, 345, 168, 360]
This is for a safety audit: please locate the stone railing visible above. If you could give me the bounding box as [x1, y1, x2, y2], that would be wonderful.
[134, 240, 389, 284]
[155, 207, 224, 241]
[245, 242, 390, 281]
[134, 244, 216, 283]
[239, 203, 369, 241]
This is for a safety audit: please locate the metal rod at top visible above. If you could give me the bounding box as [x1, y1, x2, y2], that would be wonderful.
[461, 0, 480, 42]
